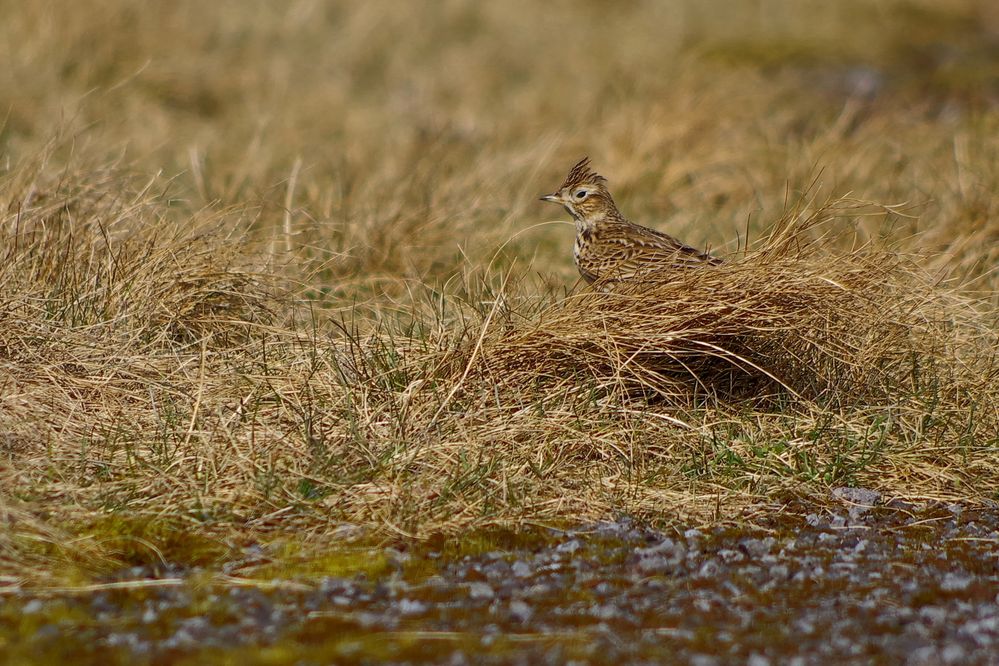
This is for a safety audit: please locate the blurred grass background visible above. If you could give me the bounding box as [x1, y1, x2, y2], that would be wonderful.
[3, 0, 997, 287]
[1, 0, 998, 580]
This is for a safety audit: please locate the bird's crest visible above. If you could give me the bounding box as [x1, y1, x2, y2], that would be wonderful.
[560, 157, 606, 191]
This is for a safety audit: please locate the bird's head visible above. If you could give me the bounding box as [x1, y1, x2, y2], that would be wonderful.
[540, 157, 615, 222]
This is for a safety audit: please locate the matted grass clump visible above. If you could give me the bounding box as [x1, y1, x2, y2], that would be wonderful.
[474, 204, 997, 412]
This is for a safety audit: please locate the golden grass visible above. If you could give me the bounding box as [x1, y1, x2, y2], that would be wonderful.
[1, 0, 998, 581]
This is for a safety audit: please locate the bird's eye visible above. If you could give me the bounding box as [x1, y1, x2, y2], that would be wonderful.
[575, 190, 588, 199]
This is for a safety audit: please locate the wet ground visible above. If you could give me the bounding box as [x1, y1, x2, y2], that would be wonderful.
[3, 491, 999, 665]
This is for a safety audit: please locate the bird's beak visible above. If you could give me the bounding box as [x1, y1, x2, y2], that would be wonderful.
[539, 193, 559, 203]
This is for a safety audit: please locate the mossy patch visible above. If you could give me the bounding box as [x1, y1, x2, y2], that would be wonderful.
[243, 539, 394, 581]
[79, 515, 233, 575]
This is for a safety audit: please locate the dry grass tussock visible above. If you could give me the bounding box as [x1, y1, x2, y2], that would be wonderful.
[478, 227, 992, 413]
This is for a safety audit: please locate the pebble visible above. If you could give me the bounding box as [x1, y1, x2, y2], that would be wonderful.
[22, 599, 43, 614]
[467, 582, 494, 600]
[398, 598, 428, 615]
[509, 600, 533, 622]
[940, 573, 972, 592]
[511, 560, 532, 578]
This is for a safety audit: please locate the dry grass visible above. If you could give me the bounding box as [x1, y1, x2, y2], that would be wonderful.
[1, 0, 998, 581]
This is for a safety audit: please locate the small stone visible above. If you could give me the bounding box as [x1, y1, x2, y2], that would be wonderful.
[320, 577, 352, 594]
[105, 632, 140, 648]
[180, 616, 210, 637]
[509, 600, 533, 622]
[941, 573, 973, 592]
[795, 619, 815, 635]
[557, 539, 582, 554]
[356, 611, 387, 629]
[590, 604, 618, 620]
[636, 538, 681, 558]
[636, 555, 671, 574]
[969, 615, 999, 633]
[22, 599, 43, 614]
[398, 599, 428, 615]
[169, 628, 196, 648]
[909, 646, 939, 666]
[483, 560, 511, 580]
[697, 559, 721, 578]
[832, 487, 881, 512]
[920, 606, 949, 625]
[510, 560, 532, 578]
[635, 538, 685, 573]
[941, 645, 966, 664]
[446, 651, 470, 666]
[717, 549, 744, 564]
[738, 537, 775, 559]
[886, 499, 917, 512]
[689, 656, 719, 666]
[468, 582, 494, 600]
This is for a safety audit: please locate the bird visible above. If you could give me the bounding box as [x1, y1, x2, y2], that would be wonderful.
[540, 157, 721, 285]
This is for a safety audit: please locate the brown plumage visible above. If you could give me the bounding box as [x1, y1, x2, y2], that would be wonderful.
[541, 157, 721, 284]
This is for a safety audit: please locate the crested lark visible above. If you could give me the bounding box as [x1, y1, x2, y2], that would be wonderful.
[541, 157, 721, 284]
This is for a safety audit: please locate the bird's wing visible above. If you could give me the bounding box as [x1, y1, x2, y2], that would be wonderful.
[596, 224, 721, 281]
[576, 262, 600, 284]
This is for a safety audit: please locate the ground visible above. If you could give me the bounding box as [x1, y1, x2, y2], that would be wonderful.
[5, 498, 999, 664]
[1, 0, 998, 662]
